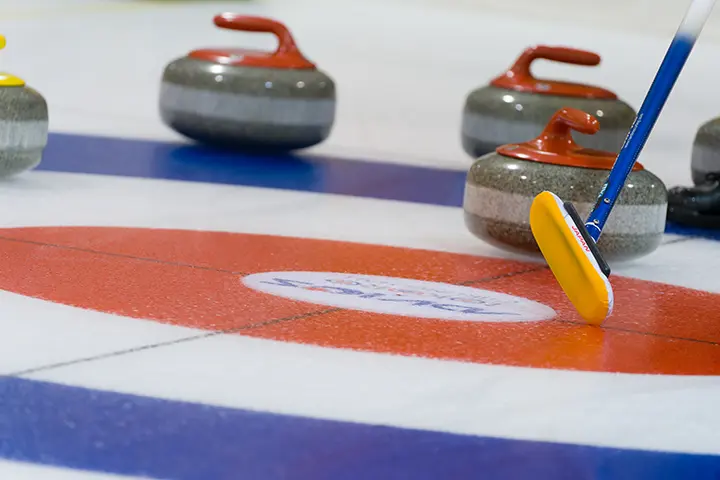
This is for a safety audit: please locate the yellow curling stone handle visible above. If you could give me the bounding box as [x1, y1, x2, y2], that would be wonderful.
[0, 36, 25, 87]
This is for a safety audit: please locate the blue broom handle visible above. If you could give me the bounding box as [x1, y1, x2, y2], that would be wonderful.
[585, 0, 717, 242]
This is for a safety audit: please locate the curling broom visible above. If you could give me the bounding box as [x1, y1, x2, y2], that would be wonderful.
[529, 0, 717, 325]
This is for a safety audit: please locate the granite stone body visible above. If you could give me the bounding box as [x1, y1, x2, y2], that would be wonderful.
[160, 57, 336, 150]
[0, 85, 48, 176]
[462, 86, 636, 158]
[691, 117, 720, 185]
[463, 154, 667, 262]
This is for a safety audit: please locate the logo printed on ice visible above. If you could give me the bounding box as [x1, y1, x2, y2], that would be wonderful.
[242, 272, 556, 322]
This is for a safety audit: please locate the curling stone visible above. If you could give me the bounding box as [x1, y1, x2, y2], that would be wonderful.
[667, 176, 720, 229]
[0, 35, 48, 177]
[690, 116, 720, 185]
[666, 117, 720, 229]
[159, 14, 336, 151]
[461, 45, 636, 159]
[464, 107, 667, 262]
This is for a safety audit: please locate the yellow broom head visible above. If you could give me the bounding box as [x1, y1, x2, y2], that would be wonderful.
[529, 191, 614, 325]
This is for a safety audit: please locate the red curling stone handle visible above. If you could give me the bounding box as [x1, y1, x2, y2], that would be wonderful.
[531, 107, 600, 155]
[490, 45, 615, 99]
[523, 45, 600, 67]
[214, 14, 302, 58]
[497, 107, 642, 170]
[502, 45, 600, 84]
[544, 107, 600, 140]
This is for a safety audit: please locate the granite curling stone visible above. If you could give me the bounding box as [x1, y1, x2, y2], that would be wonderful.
[689, 116, 720, 185]
[159, 13, 336, 151]
[666, 117, 720, 228]
[463, 107, 667, 262]
[666, 177, 720, 229]
[461, 45, 636, 159]
[0, 35, 48, 177]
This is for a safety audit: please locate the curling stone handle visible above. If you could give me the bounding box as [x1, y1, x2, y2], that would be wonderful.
[489, 45, 616, 99]
[545, 108, 600, 137]
[503, 45, 600, 81]
[522, 46, 600, 68]
[533, 107, 600, 153]
[214, 14, 301, 57]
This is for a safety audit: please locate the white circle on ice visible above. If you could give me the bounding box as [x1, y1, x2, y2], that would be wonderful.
[242, 271, 556, 322]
